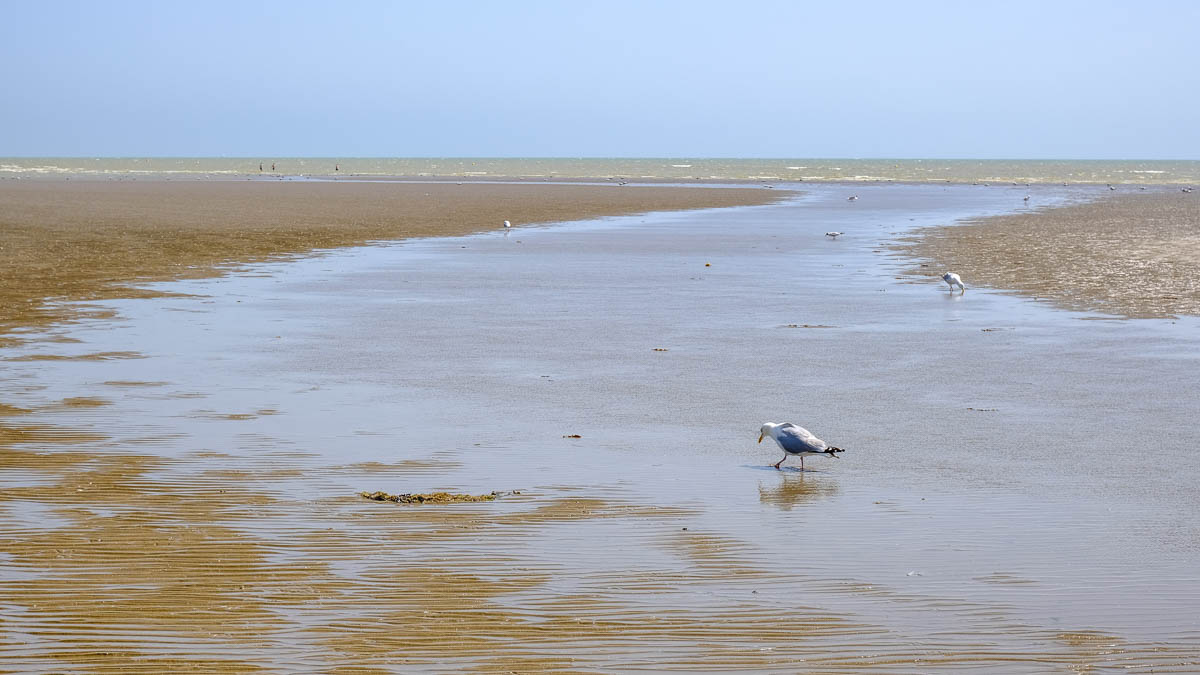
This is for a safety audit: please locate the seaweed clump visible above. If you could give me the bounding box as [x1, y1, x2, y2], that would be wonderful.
[359, 490, 508, 504]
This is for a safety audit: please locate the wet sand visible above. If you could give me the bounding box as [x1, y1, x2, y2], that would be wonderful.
[0, 177, 782, 671]
[899, 190, 1200, 318]
[0, 178, 780, 342]
[3, 183, 1200, 671]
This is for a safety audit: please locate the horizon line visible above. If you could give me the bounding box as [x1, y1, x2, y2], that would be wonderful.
[3, 155, 1199, 162]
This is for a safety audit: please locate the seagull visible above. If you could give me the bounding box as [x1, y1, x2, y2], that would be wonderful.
[942, 271, 966, 293]
[503, 220, 512, 228]
[825, 231, 843, 238]
[759, 422, 844, 471]
[847, 195, 858, 201]
[1023, 195, 1030, 202]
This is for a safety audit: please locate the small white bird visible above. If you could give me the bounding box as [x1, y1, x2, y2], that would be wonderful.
[942, 272, 966, 294]
[503, 220, 512, 228]
[847, 195, 858, 201]
[825, 231, 843, 238]
[759, 422, 845, 471]
[1023, 195, 1030, 202]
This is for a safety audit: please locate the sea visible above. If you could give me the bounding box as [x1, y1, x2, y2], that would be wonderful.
[1, 157, 1199, 184]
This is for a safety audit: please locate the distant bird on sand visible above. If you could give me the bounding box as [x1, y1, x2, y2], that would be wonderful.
[825, 231, 843, 238]
[1023, 195, 1030, 202]
[847, 195, 858, 201]
[503, 220, 512, 228]
[942, 272, 966, 293]
[759, 422, 844, 471]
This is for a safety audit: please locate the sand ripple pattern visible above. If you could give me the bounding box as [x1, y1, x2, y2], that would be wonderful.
[3, 436, 1200, 671]
[4, 185, 1200, 672]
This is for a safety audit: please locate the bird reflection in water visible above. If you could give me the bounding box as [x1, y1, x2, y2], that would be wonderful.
[758, 474, 839, 510]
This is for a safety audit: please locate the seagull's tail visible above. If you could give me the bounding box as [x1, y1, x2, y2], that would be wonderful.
[825, 447, 845, 458]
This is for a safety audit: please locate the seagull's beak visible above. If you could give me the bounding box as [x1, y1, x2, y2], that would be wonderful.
[757, 433, 764, 443]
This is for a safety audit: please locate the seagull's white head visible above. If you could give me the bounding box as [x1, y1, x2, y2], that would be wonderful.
[759, 422, 781, 443]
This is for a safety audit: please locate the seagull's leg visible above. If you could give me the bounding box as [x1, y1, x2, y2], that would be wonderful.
[775, 454, 787, 470]
[800, 455, 805, 471]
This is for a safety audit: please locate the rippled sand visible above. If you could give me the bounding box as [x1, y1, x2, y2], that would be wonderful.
[3, 184, 1199, 672]
[900, 190, 1200, 318]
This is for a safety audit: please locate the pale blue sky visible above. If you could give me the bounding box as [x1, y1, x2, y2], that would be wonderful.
[2, 0, 1197, 158]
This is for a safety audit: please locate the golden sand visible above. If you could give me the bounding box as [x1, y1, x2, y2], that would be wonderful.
[0, 178, 781, 342]
[0, 177, 797, 671]
[4, 181, 1197, 670]
[900, 191, 1200, 318]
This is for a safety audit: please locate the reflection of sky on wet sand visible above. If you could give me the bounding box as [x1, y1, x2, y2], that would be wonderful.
[4, 183, 1200, 669]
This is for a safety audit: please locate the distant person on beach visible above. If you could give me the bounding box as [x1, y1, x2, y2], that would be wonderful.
[259, 163, 263, 172]
[271, 163, 275, 171]
[335, 164, 339, 172]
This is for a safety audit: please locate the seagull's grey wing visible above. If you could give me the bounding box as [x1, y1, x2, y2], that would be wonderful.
[776, 423, 828, 453]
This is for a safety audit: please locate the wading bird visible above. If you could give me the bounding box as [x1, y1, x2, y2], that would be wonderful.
[759, 422, 844, 471]
[942, 272, 966, 294]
